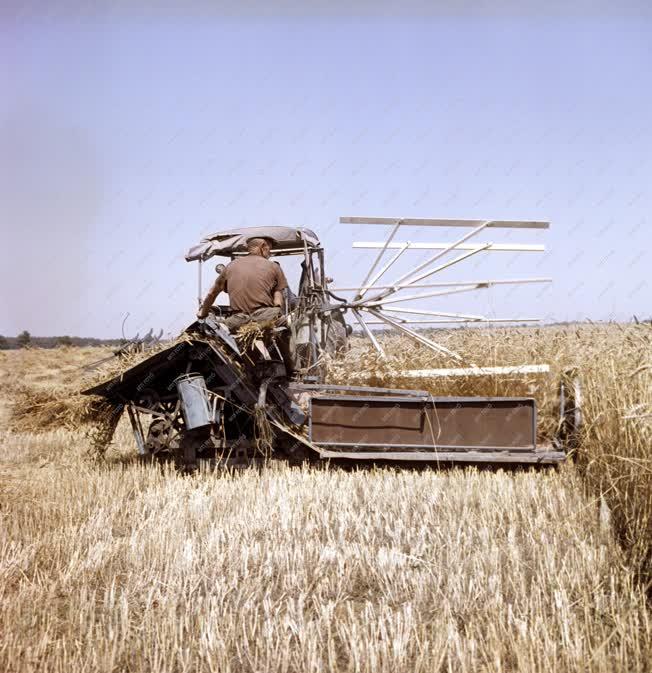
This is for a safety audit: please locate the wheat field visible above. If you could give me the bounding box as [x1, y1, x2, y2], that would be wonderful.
[1, 325, 651, 672]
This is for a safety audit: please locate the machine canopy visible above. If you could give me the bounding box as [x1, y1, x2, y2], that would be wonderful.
[185, 226, 320, 261]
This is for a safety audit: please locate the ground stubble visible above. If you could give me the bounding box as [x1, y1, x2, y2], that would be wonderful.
[0, 325, 651, 672]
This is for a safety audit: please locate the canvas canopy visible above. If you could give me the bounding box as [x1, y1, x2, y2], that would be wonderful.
[185, 226, 320, 261]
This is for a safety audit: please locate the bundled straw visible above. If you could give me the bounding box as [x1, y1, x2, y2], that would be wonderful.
[253, 406, 274, 458]
[85, 402, 124, 458]
[235, 320, 277, 352]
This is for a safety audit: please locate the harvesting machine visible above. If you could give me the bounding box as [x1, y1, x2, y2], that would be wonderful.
[84, 217, 581, 467]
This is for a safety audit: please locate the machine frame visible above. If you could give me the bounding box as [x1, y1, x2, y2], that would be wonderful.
[83, 220, 580, 467]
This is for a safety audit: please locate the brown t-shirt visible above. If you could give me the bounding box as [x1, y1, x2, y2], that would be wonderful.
[222, 255, 288, 313]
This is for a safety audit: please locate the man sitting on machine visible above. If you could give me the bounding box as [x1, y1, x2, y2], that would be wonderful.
[196, 236, 295, 374]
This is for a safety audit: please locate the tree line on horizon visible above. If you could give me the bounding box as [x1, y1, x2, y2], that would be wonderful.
[0, 331, 123, 350]
[2, 318, 650, 351]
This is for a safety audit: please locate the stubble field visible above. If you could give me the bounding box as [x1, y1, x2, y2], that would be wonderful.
[1, 324, 651, 672]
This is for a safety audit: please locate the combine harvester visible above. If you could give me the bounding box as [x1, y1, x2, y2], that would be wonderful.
[85, 217, 581, 467]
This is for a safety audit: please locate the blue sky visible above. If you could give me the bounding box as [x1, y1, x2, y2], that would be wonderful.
[2, 5, 651, 338]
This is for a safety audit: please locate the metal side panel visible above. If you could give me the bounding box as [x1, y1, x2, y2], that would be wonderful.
[308, 394, 538, 453]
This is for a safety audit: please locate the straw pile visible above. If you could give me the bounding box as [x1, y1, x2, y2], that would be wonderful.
[235, 320, 277, 352]
[9, 386, 111, 432]
[5, 336, 201, 436]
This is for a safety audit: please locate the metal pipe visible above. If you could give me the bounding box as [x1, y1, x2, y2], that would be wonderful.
[391, 222, 490, 288]
[354, 219, 402, 300]
[317, 249, 327, 350]
[352, 309, 386, 358]
[365, 308, 462, 361]
[126, 404, 147, 455]
[303, 239, 314, 287]
[197, 259, 203, 306]
[400, 243, 493, 289]
[381, 307, 488, 320]
[366, 285, 481, 307]
[357, 241, 411, 299]
[330, 277, 552, 292]
[357, 223, 490, 307]
[318, 248, 326, 288]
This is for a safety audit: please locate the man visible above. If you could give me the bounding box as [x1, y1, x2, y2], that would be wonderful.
[197, 237, 294, 372]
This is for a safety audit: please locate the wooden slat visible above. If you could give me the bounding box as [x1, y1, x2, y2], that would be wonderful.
[363, 318, 540, 324]
[353, 242, 545, 252]
[318, 449, 566, 464]
[341, 217, 550, 229]
[396, 364, 550, 378]
[288, 383, 431, 396]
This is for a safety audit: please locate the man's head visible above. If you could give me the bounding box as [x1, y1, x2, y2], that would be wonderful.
[246, 237, 273, 259]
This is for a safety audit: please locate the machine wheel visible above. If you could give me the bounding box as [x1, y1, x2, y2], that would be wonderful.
[144, 415, 183, 459]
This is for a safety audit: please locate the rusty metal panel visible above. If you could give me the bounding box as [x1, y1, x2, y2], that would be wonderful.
[308, 395, 536, 451]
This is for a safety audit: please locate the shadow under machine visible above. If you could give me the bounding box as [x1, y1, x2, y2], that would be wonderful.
[84, 218, 581, 467]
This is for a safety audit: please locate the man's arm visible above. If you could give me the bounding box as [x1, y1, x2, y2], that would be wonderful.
[272, 263, 289, 310]
[197, 274, 227, 319]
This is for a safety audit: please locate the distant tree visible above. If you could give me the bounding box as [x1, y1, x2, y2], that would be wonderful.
[0, 335, 8, 350]
[16, 330, 31, 348]
[57, 335, 73, 347]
